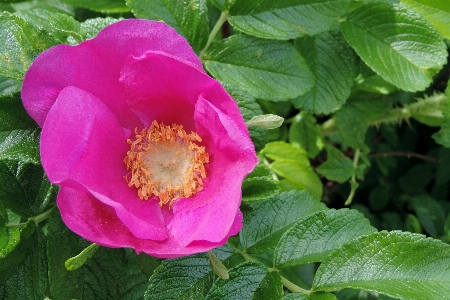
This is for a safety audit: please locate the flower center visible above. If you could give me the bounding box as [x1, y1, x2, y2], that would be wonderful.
[124, 120, 209, 208]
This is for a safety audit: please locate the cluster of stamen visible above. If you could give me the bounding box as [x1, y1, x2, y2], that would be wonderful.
[124, 120, 209, 208]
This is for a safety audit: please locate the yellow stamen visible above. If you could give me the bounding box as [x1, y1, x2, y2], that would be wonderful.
[124, 120, 209, 208]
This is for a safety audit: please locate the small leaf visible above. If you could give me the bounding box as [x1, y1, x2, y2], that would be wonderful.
[313, 231, 450, 300]
[274, 209, 377, 268]
[316, 146, 353, 183]
[126, 0, 209, 53]
[242, 164, 280, 202]
[432, 95, 450, 147]
[341, 2, 447, 92]
[292, 29, 356, 114]
[0, 129, 40, 164]
[204, 34, 313, 101]
[64, 243, 100, 271]
[228, 0, 350, 40]
[60, 0, 129, 13]
[0, 12, 59, 80]
[145, 244, 244, 300]
[204, 262, 283, 300]
[288, 111, 324, 159]
[80, 17, 123, 40]
[49, 13, 84, 43]
[262, 141, 310, 166]
[240, 190, 327, 253]
[0, 76, 21, 95]
[401, 0, 450, 39]
[410, 195, 446, 238]
[207, 251, 229, 280]
[246, 114, 284, 129]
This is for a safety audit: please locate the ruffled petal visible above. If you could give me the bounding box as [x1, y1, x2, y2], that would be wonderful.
[22, 19, 201, 128]
[41, 86, 167, 241]
[119, 51, 246, 133]
[168, 97, 257, 246]
[58, 187, 238, 258]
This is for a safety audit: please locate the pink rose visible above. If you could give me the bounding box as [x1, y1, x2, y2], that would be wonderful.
[21, 19, 257, 258]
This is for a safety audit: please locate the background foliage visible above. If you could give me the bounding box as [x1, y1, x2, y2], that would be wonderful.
[1, 0, 450, 299]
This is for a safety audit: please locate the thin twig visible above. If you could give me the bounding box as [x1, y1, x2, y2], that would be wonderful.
[368, 151, 440, 163]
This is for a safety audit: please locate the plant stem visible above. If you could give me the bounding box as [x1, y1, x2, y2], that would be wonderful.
[281, 276, 310, 294]
[199, 11, 228, 60]
[369, 151, 440, 163]
[5, 207, 55, 228]
[345, 149, 360, 206]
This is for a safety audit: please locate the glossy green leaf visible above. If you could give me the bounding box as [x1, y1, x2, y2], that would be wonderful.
[0, 76, 21, 95]
[341, 2, 447, 92]
[204, 34, 313, 101]
[145, 244, 244, 300]
[401, 0, 450, 39]
[209, 0, 236, 11]
[262, 141, 310, 167]
[0, 217, 36, 285]
[0, 129, 40, 164]
[284, 293, 337, 300]
[242, 165, 280, 202]
[411, 195, 446, 238]
[316, 146, 353, 183]
[274, 209, 377, 268]
[0, 227, 47, 300]
[292, 30, 356, 114]
[204, 262, 283, 300]
[80, 17, 123, 40]
[49, 13, 84, 43]
[60, 0, 129, 13]
[0, 12, 59, 80]
[229, 0, 350, 40]
[313, 231, 450, 300]
[240, 190, 327, 253]
[0, 161, 55, 216]
[126, 0, 208, 53]
[288, 111, 324, 159]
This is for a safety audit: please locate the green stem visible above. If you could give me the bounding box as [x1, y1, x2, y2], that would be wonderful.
[345, 149, 360, 206]
[281, 276, 310, 294]
[199, 11, 228, 60]
[5, 207, 55, 228]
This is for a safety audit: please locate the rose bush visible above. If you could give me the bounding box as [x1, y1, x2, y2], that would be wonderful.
[21, 19, 257, 258]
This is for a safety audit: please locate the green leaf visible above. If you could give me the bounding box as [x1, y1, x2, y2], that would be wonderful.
[145, 244, 244, 300]
[274, 209, 377, 268]
[0, 12, 59, 80]
[0, 161, 55, 216]
[284, 293, 337, 300]
[80, 17, 123, 40]
[209, 0, 235, 11]
[0, 218, 36, 285]
[228, 0, 350, 40]
[271, 161, 323, 199]
[204, 262, 283, 300]
[204, 34, 313, 101]
[432, 95, 450, 147]
[341, 2, 447, 92]
[65, 243, 100, 271]
[60, 0, 129, 13]
[240, 190, 327, 253]
[242, 164, 280, 202]
[0, 76, 21, 95]
[47, 211, 128, 300]
[0, 227, 47, 300]
[0, 129, 40, 164]
[313, 231, 450, 300]
[0, 93, 37, 131]
[126, 0, 208, 53]
[246, 114, 284, 129]
[292, 30, 356, 114]
[224, 84, 268, 151]
[316, 146, 353, 183]
[410, 195, 446, 238]
[288, 111, 324, 159]
[262, 141, 310, 167]
[49, 13, 84, 43]
[207, 251, 229, 280]
[401, 0, 450, 39]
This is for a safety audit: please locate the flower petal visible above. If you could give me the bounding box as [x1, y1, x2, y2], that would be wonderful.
[168, 97, 257, 246]
[41, 86, 167, 241]
[58, 186, 238, 258]
[22, 19, 201, 128]
[119, 51, 247, 133]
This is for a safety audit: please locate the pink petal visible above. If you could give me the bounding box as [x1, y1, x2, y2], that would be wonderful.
[22, 19, 202, 128]
[119, 51, 247, 133]
[41, 86, 167, 241]
[168, 97, 257, 246]
[58, 186, 237, 258]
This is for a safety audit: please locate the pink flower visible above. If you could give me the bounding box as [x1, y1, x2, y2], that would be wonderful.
[21, 19, 257, 258]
